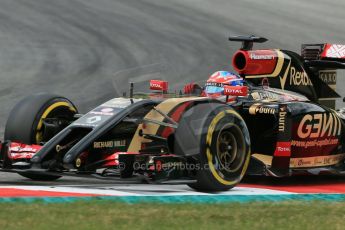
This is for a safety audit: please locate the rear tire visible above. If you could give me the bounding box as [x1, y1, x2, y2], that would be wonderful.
[5, 93, 78, 181]
[174, 103, 251, 191]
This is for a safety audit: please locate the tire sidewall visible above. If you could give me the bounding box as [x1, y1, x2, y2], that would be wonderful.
[4, 93, 77, 181]
[198, 108, 250, 190]
[5, 93, 77, 144]
[31, 97, 77, 144]
[183, 104, 251, 191]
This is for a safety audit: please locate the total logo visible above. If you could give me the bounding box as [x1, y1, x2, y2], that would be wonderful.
[224, 88, 245, 95]
[297, 113, 341, 139]
[223, 85, 248, 96]
[150, 83, 163, 89]
[150, 80, 168, 91]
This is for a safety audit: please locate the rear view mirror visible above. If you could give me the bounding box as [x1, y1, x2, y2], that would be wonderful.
[150, 80, 169, 93]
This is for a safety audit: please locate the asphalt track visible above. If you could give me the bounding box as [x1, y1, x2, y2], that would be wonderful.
[1, 0, 345, 196]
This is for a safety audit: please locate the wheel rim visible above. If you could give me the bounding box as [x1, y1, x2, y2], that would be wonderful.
[35, 102, 76, 144]
[216, 125, 245, 173]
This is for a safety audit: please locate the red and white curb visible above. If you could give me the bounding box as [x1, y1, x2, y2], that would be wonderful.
[0, 185, 303, 197]
[1, 181, 345, 198]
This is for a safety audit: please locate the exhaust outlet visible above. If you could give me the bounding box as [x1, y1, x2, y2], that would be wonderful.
[232, 49, 279, 75]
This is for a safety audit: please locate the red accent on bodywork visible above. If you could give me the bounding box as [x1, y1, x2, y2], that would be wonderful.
[273, 141, 291, 157]
[8, 142, 42, 160]
[320, 44, 345, 59]
[232, 49, 278, 75]
[155, 160, 162, 172]
[150, 80, 169, 92]
[223, 85, 248, 96]
[102, 152, 139, 167]
[183, 82, 196, 94]
[160, 101, 193, 138]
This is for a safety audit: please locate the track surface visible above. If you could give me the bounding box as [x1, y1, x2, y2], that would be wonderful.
[1, 0, 345, 189]
[2, 174, 345, 198]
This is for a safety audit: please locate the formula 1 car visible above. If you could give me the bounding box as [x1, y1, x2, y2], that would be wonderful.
[1, 36, 345, 191]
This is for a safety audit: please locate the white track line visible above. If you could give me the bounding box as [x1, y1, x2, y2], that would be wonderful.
[0, 185, 294, 196]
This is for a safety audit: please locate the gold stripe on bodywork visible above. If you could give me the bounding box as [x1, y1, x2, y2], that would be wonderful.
[127, 97, 205, 152]
[252, 154, 273, 166]
[252, 153, 345, 168]
[328, 84, 336, 90]
[289, 153, 345, 168]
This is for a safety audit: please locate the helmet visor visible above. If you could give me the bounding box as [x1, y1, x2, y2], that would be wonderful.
[205, 85, 223, 94]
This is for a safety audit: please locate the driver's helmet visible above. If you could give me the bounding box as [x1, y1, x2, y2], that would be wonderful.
[204, 71, 243, 97]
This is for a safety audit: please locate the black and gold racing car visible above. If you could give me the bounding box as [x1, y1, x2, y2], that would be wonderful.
[1, 36, 345, 191]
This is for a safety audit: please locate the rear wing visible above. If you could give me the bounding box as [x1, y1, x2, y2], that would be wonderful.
[302, 44, 345, 108]
[302, 44, 345, 62]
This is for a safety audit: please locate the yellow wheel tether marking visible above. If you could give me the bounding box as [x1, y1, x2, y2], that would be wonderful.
[205, 109, 250, 185]
[35, 102, 76, 143]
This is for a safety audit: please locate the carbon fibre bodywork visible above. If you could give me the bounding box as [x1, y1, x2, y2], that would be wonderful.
[241, 98, 345, 177]
[1, 36, 345, 190]
[2, 90, 345, 181]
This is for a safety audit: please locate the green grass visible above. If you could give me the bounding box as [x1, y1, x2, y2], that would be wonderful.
[0, 201, 344, 230]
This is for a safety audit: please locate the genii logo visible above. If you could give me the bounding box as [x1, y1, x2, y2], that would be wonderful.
[297, 113, 341, 139]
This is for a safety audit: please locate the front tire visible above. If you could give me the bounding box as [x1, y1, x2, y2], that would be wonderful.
[5, 93, 78, 181]
[174, 103, 251, 191]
